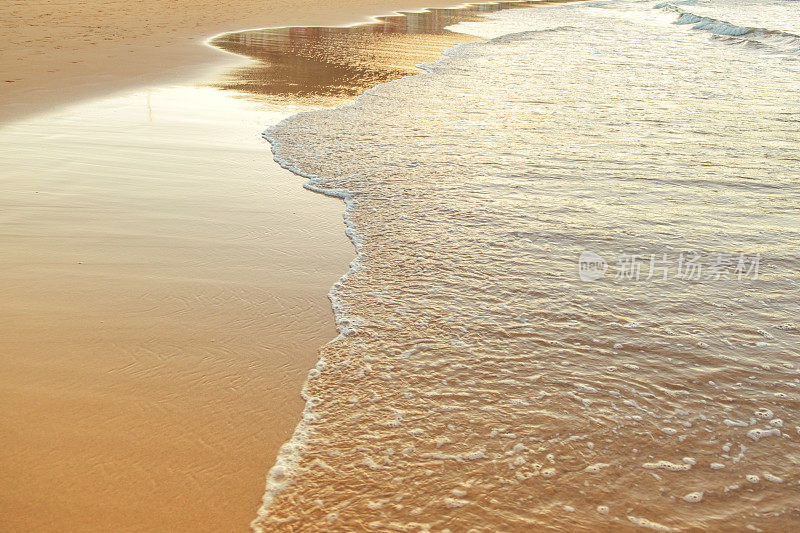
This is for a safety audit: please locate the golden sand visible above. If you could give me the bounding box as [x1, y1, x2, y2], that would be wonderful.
[0, 1, 537, 531]
[210, 1, 579, 108]
[0, 87, 353, 531]
[0, 1, 469, 530]
[0, 0, 465, 123]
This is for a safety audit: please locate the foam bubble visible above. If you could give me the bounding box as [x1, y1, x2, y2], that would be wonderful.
[724, 419, 748, 427]
[585, 463, 611, 473]
[444, 497, 469, 508]
[643, 460, 692, 471]
[463, 448, 487, 461]
[746, 428, 781, 441]
[754, 408, 774, 420]
[683, 491, 703, 503]
[627, 515, 673, 531]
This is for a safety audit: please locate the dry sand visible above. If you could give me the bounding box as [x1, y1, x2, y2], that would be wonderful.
[0, 0, 466, 123]
[0, 1, 483, 531]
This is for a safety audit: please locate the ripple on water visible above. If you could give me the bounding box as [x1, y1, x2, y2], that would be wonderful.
[254, 0, 800, 530]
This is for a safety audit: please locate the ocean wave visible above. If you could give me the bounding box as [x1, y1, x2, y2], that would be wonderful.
[250, 0, 800, 529]
[655, 1, 800, 53]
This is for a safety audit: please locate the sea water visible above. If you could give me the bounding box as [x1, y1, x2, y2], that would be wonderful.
[255, 0, 800, 530]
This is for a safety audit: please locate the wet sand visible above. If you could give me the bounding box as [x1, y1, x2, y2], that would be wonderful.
[0, 2, 564, 531]
[0, 0, 468, 123]
[0, 88, 354, 532]
[211, 1, 579, 108]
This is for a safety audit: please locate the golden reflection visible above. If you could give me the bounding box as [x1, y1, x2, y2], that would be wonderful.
[209, 2, 561, 107]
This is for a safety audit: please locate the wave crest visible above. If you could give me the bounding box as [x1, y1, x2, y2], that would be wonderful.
[656, 1, 800, 53]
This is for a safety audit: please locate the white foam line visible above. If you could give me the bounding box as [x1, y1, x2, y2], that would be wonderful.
[245, 2, 558, 529]
[252, 121, 363, 531]
[249, 43, 480, 529]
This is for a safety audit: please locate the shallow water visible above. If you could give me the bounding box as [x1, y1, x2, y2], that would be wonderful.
[209, 1, 573, 107]
[253, 0, 799, 530]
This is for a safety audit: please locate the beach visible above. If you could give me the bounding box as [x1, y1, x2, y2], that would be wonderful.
[3, 0, 799, 531]
[0, 1, 477, 531]
[0, 89, 354, 531]
[0, 0, 464, 122]
[245, 0, 799, 530]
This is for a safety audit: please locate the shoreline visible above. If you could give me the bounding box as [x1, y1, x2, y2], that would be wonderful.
[220, 2, 579, 527]
[0, 85, 355, 532]
[1, 1, 552, 531]
[0, 0, 791, 531]
[245, 0, 800, 528]
[0, 0, 483, 124]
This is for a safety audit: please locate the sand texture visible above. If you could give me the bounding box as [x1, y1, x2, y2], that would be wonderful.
[0, 0, 464, 122]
